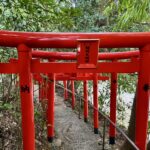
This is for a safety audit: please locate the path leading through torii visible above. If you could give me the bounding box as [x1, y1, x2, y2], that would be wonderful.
[54, 93, 101, 150]
[1, 31, 150, 150]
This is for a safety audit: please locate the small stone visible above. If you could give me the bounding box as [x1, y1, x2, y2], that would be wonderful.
[104, 144, 110, 150]
[54, 139, 62, 147]
[98, 139, 103, 145]
[12, 122, 17, 126]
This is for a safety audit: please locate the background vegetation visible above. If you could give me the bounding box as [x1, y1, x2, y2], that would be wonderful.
[0, 0, 150, 149]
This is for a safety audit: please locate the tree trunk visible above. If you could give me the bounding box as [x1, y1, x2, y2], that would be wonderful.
[147, 141, 150, 150]
[120, 92, 136, 150]
[120, 90, 150, 150]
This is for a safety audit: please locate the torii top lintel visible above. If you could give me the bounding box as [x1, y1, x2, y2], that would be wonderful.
[0, 30, 150, 48]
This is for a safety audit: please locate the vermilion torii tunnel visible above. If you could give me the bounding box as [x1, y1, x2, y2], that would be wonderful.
[0, 31, 150, 150]
[31, 49, 139, 145]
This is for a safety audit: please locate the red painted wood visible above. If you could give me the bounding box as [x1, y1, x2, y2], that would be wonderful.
[109, 71, 117, 144]
[93, 73, 99, 134]
[77, 39, 99, 68]
[55, 74, 109, 81]
[47, 73, 55, 142]
[18, 44, 35, 150]
[63, 80, 68, 100]
[32, 50, 139, 60]
[31, 61, 139, 74]
[0, 63, 19, 73]
[0, 31, 150, 48]
[135, 44, 150, 150]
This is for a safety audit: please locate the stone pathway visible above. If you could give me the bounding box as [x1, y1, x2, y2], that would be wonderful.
[54, 94, 101, 150]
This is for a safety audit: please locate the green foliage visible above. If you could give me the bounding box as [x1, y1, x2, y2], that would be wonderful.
[104, 0, 150, 31]
[118, 74, 137, 95]
[34, 108, 41, 118]
[0, 0, 80, 31]
[72, 0, 110, 32]
[0, 48, 17, 62]
[98, 81, 110, 112]
[0, 102, 13, 110]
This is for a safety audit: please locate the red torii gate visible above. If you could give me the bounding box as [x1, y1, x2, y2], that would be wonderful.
[32, 49, 139, 143]
[0, 31, 150, 150]
[33, 64, 109, 141]
[10, 49, 138, 145]
[32, 49, 139, 60]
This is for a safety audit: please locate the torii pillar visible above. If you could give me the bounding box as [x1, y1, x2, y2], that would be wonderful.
[18, 44, 35, 150]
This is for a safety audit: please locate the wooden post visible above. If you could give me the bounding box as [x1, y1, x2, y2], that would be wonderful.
[135, 45, 150, 150]
[18, 44, 35, 150]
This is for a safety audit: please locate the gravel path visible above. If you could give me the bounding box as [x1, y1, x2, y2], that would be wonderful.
[54, 94, 101, 150]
